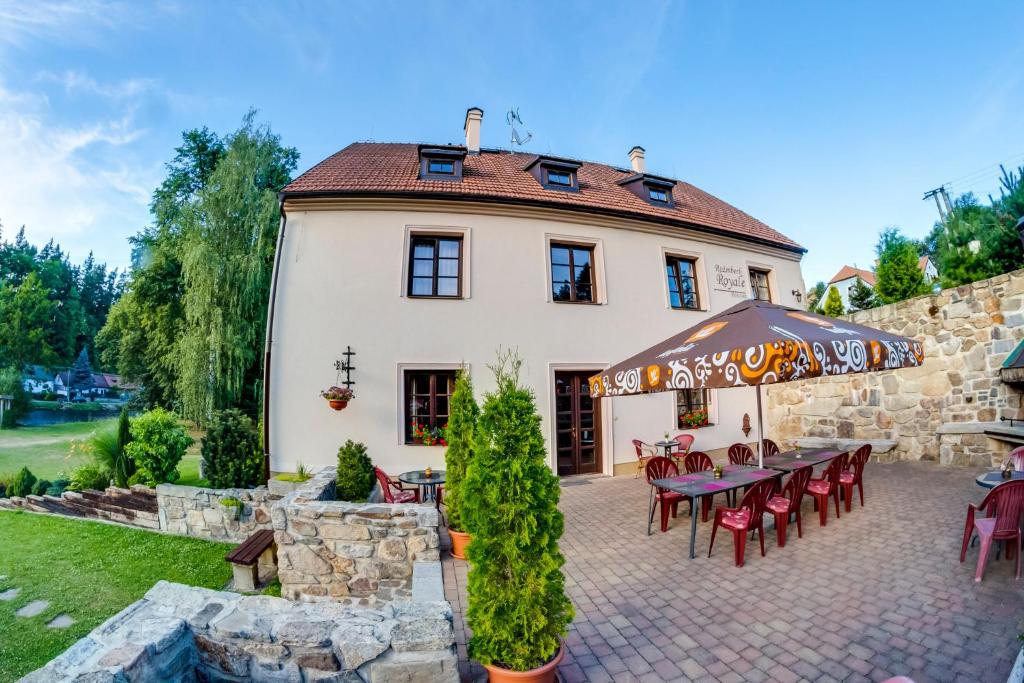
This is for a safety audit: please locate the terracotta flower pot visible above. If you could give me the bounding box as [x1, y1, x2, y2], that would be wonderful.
[449, 528, 471, 560]
[483, 645, 563, 683]
[328, 399, 348, 411]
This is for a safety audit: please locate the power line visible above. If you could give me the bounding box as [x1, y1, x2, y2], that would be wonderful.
[943, 152, 1024, 188]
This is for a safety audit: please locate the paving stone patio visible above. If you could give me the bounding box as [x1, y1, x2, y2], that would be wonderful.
[442, 460, 1024, 683]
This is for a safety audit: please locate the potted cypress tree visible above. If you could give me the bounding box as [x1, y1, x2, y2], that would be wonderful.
[462, 351, 574, 683]
[444, 369, 479, 559]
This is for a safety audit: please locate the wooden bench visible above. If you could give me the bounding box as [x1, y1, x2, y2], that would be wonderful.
[225, 529, 277, 592]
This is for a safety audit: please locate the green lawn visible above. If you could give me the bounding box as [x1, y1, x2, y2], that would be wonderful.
[0, 511, 234, 682]
[0, 419, 206, 487]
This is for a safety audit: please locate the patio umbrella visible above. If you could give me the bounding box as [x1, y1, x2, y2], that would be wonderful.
[589, 299, 924, 466]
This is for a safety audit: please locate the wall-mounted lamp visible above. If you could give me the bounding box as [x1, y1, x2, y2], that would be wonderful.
[791, 289, 803, 302]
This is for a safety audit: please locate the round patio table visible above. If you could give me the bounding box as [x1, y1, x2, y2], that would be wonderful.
[654, 441, 677, 457]
[399, 470, 446, 502]
[975, 470, 1024, 489]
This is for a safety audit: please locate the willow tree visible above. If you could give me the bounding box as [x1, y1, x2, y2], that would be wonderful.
[176, 112, 298, 423]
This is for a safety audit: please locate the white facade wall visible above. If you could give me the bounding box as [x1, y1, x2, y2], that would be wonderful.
[267, 201, 805, 476]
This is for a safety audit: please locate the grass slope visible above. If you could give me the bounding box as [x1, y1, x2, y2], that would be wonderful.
[0, 418, 206, 487]
[0, 510, 233, 682]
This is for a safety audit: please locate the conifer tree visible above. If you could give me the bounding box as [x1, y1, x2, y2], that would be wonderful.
[822, 285, 845, 317]
[462, 351, 573, 671]
[443, 369, 479, 533]
[848, 276, 878, 311]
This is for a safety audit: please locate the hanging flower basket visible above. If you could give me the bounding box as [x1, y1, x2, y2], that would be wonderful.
[321, 386, 354, 411]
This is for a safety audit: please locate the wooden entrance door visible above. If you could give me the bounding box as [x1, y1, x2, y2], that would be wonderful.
[554, 371, 602, 476]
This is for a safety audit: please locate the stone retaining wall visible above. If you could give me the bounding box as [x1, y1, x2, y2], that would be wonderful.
[21, 581, 459, 683]
[273, 467, 441, 603]
[156, 483, 280, 543]
[766, 269, 1024, 465]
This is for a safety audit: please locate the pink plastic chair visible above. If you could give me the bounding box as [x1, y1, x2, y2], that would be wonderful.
[672, 434, 695, 465]
[805, 453, 848, 526]
[708, 478, 776, 567]
[645, 457, 684, 533]
[839, 444, 872, 511]
[728, 443, 755, 466]
[959, 480, 1024, 582]
[765, 466, 813, 547]
[682, 451, 716, 521]
[1009, 446, 1024, 472]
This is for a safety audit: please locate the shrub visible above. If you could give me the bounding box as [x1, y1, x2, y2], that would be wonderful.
[444, 369, 479, 533]
[10, 467, 37, 498]
[32, 479, 52, 496]
[69, 464, 111, 492]
[89, 411, 137, 488]
[124, 407, 193, 485]
[46, 479, 70, 496]
[462, 351, 573, 671]
[201, 409, 262, 488]
[335, 440, 375, 501]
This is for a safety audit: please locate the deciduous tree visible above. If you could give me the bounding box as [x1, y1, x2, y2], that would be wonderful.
[822, 285, 845, 317]
[874, 228, 927, 304]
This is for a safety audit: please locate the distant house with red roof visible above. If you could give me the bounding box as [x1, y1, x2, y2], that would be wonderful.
[827, 256, 938, 310]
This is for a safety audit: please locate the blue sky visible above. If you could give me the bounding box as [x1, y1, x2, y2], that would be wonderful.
[1, 1, 1022, 286]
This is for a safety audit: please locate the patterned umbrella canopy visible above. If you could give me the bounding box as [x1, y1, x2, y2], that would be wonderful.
[590, 299, 924, 398]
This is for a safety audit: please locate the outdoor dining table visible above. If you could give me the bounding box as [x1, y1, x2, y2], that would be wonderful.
[975, 470, 1024, 489]
[652, 465, 782, 559]
[398, 470, 446, 502]
[760, 448, 845, 472]
[654, 440, 678, 457]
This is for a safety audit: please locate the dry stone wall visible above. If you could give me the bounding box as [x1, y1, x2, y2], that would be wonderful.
[767, 269, 1024, 466]
[21, 581, 459, 683]
[157, 483, 280, 543]
[273, 467, 441, 603]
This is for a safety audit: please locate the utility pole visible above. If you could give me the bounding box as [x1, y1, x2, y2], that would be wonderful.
[923, 185, 952, 221]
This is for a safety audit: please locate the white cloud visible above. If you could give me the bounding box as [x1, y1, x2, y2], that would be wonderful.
[37, 70, 157, 100]
[0, 77, 155, 266]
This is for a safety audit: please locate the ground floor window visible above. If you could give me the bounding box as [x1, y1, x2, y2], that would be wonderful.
[403, 369, 456, 444]
[676, 389, 711, 428]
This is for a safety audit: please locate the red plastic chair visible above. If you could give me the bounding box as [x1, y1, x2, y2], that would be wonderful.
[805, 453, 848, 526]
[765, 466, 813, 547]
[728, 443, 755, 466]
[708, 478, 776, 567]
[682, 451, 716, 521]
[632, 439, 656, 479]
[671, 434, 695, 465]
[762, 439, 780, 458]
[1009, 446, 1024, 472]
[374, 467, 419, 504]
[645, 456, 685, 533]
[960, 480, 1024, 582]
[839, 444, 872, 511]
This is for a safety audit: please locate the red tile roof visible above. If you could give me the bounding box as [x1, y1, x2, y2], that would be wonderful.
[283, 143, 803, 252]
[828, 265, 876, 287]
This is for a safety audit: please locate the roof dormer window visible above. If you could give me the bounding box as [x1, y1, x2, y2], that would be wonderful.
[546, 169, 573, 187]
[524, 155, 582, 193]
[617, 172, 676, 207]
[648, 186, 670, 203]
[419, 146, 466, 181]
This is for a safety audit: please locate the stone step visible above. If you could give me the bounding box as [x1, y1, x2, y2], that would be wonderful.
[56, 495, 159, 529]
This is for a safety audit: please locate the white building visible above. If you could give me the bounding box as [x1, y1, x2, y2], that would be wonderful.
[264, 108, 808, 477]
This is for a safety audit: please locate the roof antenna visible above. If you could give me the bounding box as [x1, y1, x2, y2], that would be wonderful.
[506, 107, 532, 151]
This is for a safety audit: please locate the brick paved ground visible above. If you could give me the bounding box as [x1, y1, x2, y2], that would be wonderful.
[442, 460, 1024, 683]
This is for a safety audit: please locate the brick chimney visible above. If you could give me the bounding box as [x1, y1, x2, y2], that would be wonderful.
[628, 146, 646, 173]
[464, 107, 483, 154]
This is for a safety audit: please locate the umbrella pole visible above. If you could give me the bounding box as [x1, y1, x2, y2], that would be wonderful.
[756, 384, 764, 468]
